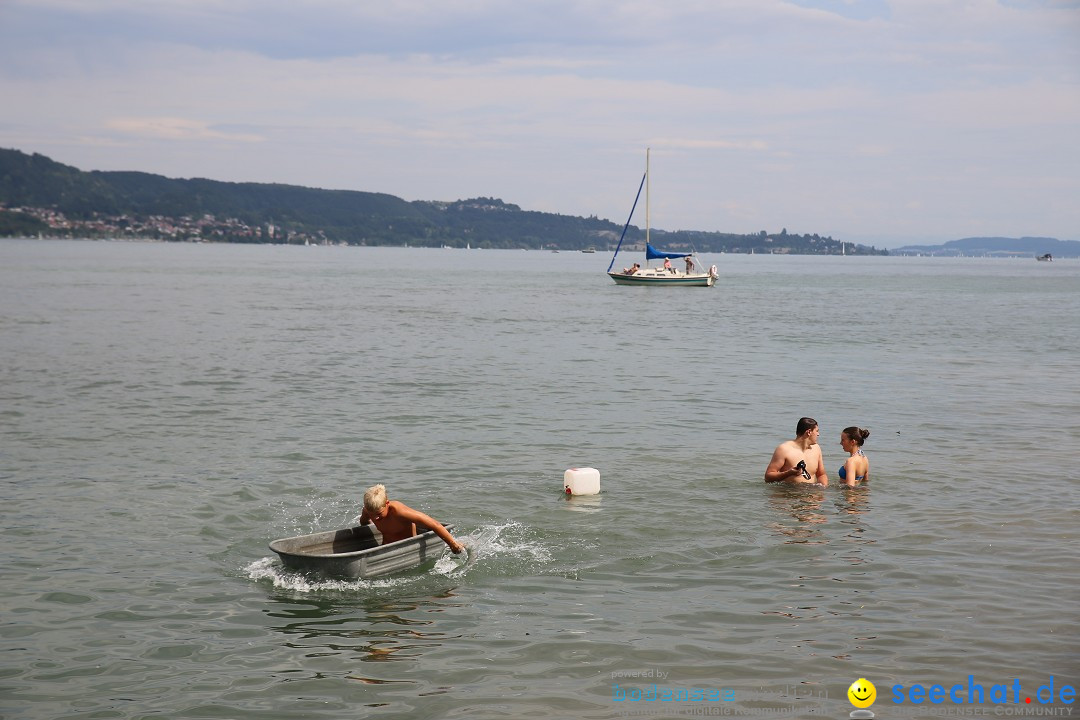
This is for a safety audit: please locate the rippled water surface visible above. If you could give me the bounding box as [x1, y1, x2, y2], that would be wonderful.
[2, 240, 1078, 719]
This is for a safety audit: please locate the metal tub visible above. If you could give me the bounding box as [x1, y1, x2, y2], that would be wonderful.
[269, 523, 455, 579]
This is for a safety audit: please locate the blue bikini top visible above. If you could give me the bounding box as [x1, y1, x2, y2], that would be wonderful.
[838, 466, 865, 481]
[840, 450, 866, 481]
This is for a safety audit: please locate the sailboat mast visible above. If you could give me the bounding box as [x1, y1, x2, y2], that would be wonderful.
[645, 148, 650, 248]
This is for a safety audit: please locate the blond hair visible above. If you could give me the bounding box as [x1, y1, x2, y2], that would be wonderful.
[363, 484, 388, 514]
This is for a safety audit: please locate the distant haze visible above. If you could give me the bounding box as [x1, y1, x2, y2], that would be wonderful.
[1, 1, 1078, 249]
[891, 236, 1080, 257]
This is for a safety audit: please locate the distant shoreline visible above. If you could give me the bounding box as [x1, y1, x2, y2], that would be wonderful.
[4, 235, 1076, 259]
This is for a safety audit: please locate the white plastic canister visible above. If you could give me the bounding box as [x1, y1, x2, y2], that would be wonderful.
[564, 467, 600, 496]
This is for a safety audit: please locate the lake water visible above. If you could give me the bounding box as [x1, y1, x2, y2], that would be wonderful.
[1, 240, 1077, 719]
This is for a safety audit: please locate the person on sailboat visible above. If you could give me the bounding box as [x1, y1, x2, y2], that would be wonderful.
[663, 257, 674, 273]
[622, 263, 640, 275]
[685, 256, 695, 274]
[764, 417, 829, 486]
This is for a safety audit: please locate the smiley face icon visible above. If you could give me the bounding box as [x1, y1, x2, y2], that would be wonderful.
[848, 678, 877, 708]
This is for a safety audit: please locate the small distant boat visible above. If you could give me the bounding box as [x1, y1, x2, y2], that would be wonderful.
[269, 523, 455, 579]
[606, 149, 717, 287]
[1037, 253, 1053, 262]
[582, 247, 596, 253]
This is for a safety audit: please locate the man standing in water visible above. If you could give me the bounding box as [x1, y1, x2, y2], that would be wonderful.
[764, 417, 829, 486]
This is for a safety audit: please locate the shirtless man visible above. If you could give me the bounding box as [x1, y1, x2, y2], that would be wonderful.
[764, 417, 829, 486]
[359, 484, 465, 553]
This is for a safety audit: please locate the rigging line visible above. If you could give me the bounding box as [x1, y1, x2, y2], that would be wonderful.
[607, 170, 647, 273]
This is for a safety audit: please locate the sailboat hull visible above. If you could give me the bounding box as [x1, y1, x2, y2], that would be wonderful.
[608, 270, 715, 287]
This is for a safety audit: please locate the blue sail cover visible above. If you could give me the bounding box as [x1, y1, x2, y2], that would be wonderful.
[645, 244, 691, 260]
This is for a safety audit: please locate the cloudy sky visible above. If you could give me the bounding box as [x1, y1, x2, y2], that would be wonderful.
[1, 0, 1077, 247]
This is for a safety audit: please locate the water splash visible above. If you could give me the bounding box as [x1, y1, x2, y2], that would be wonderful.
[432, 546, 474, 577]
[431, 521, 550, 577]
[243, 556, 415, 592]
[460, 521, 552, 566]
[268, 496, 358, 538]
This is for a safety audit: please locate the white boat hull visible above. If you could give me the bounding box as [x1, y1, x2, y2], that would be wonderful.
[608, 269, 715, 286]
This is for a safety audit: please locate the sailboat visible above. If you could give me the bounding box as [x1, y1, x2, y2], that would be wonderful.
[606, 149, 717, 287]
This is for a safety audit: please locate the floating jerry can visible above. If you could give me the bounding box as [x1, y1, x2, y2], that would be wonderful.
[564, 467, 600, 496]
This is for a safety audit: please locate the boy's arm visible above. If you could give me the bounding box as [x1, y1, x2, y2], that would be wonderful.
[396, 504, 464, 553]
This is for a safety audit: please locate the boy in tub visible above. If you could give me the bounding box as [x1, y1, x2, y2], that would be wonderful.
[359, 484, 465, 554]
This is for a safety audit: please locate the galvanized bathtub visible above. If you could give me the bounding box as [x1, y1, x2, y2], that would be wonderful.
[269, 523, 455, 579]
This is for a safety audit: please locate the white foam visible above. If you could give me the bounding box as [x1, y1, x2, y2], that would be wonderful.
[433, 547, 473, 577]
[449, 521, 553, 573]
[243, 556, 412, 592]
[268, 497, 358, 539]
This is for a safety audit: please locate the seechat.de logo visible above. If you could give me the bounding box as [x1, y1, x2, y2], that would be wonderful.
[890, 676, 1076, 706]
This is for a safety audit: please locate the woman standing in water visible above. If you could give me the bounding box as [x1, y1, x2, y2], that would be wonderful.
[838, 426, 870, 486]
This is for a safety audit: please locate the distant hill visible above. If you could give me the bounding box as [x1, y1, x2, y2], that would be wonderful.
[892, 236, 1078, 258]
[0, 147, 881, 253]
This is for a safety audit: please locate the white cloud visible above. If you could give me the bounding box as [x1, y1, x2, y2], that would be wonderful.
[0, 0, 1078, 243]
[856, 145, 893, 157]
[105, 117, 264, 143]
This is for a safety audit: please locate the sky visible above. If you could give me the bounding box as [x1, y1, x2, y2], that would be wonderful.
[1, 1, 1078, 248]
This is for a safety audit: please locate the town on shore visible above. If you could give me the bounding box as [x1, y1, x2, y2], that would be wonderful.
[4, 204, 326, 245]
